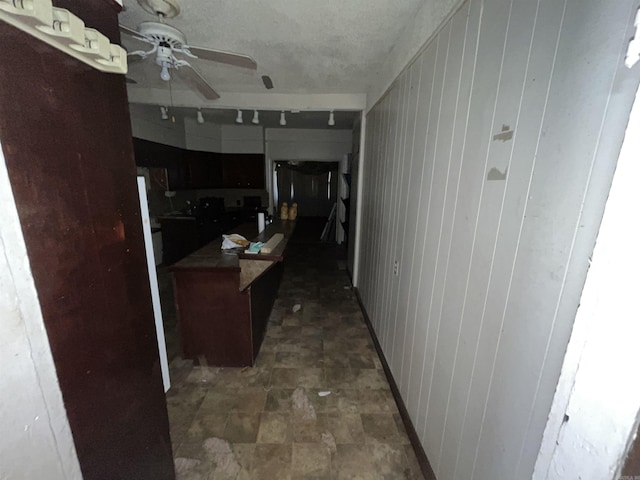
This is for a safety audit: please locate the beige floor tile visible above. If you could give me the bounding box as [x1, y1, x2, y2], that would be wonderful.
[271, 367, 324, 388]
[223, 413, 262, 443]
[251, 444, 292, 479]
[354, 369, 390, 390]
[291, 418, 324, 443]
[361, 413, 401, 445]
[257, 412, 291, 444]
[306, 388, 357, 414]
[265, 388, 295, 412]
[323, 367, 357, 389]
[369, 442, 412, 479]
[333, 444, 380, 480]
[319, 413, 365, 444]
[184, 412, 228, 444]
[199, 388, 238, 413]
[292, 443, 332, 477]
[232, 387, 267, 412]
[358, 389, 398, 414]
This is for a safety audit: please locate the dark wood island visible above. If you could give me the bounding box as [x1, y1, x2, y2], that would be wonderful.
[172, 221, 295, 366]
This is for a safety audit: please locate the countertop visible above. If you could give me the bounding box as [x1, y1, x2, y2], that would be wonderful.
[170, 220, 295, 271]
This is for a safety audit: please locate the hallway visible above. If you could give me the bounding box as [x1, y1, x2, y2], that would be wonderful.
[163, 220, 424, 479]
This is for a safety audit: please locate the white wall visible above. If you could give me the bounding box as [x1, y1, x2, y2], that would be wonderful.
[357, 0, 640, 479]
[184, 121, 264, 154]
[0, 146, 82, 480]
[184, 117, 222, 152]
[129, 103, 186, 148]
[264, 128, 352, 161]
[533, 81, 640, 480]
[220, 125, 263, 154]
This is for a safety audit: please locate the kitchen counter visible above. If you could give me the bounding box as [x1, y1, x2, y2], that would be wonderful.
[171, 220, 295, 366]
[171, 220, 294, 271]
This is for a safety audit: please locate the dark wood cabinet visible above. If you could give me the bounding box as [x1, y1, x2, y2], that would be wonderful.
[133, 137, 183, 168]
[222, 153, 265, 189]
[172, 222, 293, 366]
[133, 138, 264, 190]
[185, 150, 223, 189]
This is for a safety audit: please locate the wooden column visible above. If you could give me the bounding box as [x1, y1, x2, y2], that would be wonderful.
[0, 2, 175, 479]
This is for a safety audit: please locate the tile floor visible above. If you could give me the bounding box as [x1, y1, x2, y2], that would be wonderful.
[161, 223, 424, 479]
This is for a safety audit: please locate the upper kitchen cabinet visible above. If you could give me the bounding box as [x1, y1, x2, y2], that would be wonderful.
[185, 150, 223, 189]
[133, 138, 265, 190]
[133, 138, 183, 168]
[222, 154, 265, 189]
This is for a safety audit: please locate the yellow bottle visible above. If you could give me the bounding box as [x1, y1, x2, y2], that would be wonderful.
[288, 202, 298, 221]
[280, 202, 289, 220]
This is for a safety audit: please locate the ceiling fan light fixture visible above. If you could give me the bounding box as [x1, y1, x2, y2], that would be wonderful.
[160, 62, 171, 81]
[236, 109, 243, 124]
[280, 111, 286, 126]
[252, 110, 259, 124]
[328, 110, 335, 127]
[160, 106, 169, 120]
[197, 109, 204, 124]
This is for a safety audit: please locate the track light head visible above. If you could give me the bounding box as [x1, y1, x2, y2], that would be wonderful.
[328, 110, 335, 126]
[252, 110, 259, 124]
[236, 109, 243, 124]
[197, 109, 204, 124]
[280, 111, 286, 126]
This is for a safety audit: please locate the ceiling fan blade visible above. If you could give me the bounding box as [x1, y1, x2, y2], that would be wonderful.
[127, 54, 146, 64]
[185, 46, 257, 70]
[119, 24, 147, 42]
[176, 64, 220, 100]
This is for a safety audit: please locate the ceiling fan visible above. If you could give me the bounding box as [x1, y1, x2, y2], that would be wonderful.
[120, 0, 257, 100]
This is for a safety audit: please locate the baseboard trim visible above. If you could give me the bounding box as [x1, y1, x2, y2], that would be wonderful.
[354, 288, 437, 480]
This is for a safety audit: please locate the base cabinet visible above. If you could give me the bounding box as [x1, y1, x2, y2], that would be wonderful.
[173, 262, 283, 366]
[171, 221, 292, 366]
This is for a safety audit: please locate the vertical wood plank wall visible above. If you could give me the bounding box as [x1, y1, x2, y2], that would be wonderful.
[358, 0, 640, 478]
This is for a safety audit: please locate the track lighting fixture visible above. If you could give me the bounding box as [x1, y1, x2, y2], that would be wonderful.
[328, 110, 335, 126]
[280, 111, 287, 126]
[160, 106, 169, 120]
[252, 110, 259, 124]
[236, 109, 243, 124]
[197, 109, 204, 124]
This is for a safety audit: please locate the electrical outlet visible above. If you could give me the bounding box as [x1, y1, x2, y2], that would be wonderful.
[393, 260, 399, 276]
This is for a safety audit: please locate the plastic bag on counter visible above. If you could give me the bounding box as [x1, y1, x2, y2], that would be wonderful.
[221, 234, 249, 249]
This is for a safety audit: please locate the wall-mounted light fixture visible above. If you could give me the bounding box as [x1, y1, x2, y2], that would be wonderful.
[328, 110, 335, 127]
[196, 109, 204, 124]
[236, 109, 243, 124]
[280, 111, 287, 126]
[0, 0, 128, 74]
[252, 110, 259, 125]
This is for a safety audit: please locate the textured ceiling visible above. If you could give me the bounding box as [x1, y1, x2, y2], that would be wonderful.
[119, 0, 426, 97]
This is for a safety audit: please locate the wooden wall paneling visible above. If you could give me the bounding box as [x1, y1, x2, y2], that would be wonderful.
[358, 0, 640, 478]
[0, 2, 175, 479]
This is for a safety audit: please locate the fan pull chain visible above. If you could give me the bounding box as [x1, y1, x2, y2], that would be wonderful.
[168, 78, 176, 123]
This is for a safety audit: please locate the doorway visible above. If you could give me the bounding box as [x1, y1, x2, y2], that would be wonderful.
[274, 161, 338, 218]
